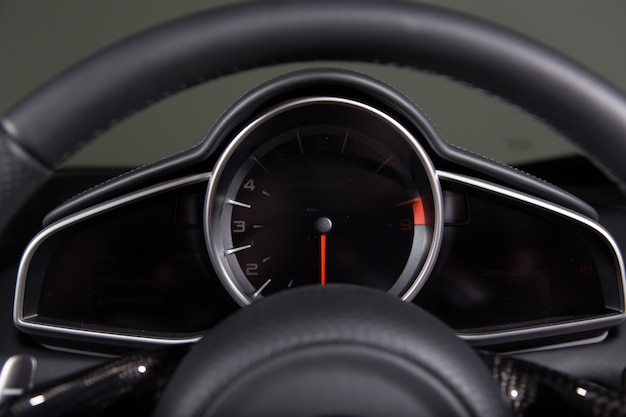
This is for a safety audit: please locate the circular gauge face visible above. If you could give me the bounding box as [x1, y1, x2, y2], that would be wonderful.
[206, 97, 443, 306]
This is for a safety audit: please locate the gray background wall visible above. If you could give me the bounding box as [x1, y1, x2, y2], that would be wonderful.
[1, 1, 624, 167]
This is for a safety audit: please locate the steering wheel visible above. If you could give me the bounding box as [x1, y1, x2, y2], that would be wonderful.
[3, 1, 626, 416]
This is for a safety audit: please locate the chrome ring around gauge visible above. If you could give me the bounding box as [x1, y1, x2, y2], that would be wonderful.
[206, 97, 443, 306]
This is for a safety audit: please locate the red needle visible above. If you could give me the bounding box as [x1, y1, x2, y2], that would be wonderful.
[320, 233, 327, 285]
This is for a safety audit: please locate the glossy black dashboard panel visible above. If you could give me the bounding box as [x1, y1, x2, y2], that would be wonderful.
[15, 173, 623, 348]
[11, 70, 626, 351]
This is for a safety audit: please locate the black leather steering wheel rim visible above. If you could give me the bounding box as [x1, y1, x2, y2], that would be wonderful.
[153, 285, 510, 417]
[2, 0, 626, 231]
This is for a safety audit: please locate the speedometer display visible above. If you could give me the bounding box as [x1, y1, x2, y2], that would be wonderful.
[206, 98, 443, 306]
[231, 127, 422, 294]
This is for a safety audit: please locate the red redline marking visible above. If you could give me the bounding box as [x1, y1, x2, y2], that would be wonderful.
[320, 234, 327, 285]
[395, 197, 426, 225]
[412, 198, 426, 225]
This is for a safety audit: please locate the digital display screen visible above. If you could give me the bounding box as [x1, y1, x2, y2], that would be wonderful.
[415, 186, 614, 332]
[32, 185, 237, 337]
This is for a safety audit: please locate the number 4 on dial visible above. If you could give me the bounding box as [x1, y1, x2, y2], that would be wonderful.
[243, 179, 255, 191]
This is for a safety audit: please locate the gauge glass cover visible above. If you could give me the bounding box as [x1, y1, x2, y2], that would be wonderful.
[206, 97, 443, 306]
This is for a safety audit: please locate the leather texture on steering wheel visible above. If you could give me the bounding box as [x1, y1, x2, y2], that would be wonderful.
[2, 0, 626, 231]
[153, 286, 510, 417]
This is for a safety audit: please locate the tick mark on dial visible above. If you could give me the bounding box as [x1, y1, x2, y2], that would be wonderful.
[225, 244, 252, 256]
[251, 155, 270, 173]
[341, 130, 349, 154]
[252, 279, 272, 298]
[227, 199, 251, 209]
[375, 155, 392, 173]
[296, 131, 305, 154]
[262, 190, 271, 197]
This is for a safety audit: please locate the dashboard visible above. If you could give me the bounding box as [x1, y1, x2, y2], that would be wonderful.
[12, 69, 625, 353]
[7, 2, 626, 415]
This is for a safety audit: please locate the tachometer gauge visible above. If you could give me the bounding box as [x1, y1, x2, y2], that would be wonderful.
[206, 97, 443, 306]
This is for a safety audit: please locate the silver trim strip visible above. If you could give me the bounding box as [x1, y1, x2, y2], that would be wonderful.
[13, 172, 212, 347]
[505, 331, 608, 355]
[438, 170, 626, 346]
